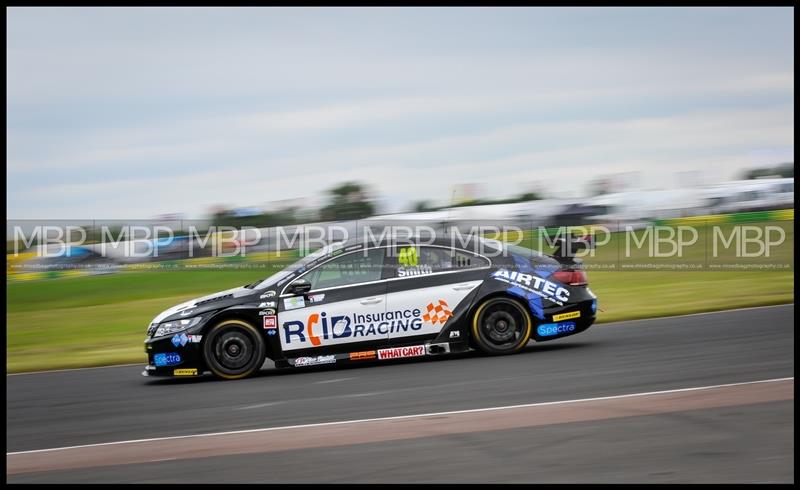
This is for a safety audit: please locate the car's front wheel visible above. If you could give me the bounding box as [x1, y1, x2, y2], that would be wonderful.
[203, 319, 266, 380]
[471, 297, 532, 355]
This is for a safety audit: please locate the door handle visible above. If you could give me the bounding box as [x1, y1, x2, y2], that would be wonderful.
[452, 283, 477, 291]
[360, 297, 384, 305]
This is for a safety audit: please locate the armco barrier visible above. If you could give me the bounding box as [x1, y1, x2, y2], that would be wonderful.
[653, 209, 793, 227]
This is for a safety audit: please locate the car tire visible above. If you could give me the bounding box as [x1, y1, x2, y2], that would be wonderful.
[203, 319, 266, 380]
[471, 297, 532, 355]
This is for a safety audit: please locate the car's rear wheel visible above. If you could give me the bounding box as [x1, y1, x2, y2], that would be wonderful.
[471, 297, 532, 355]
[203, 319, 265, 380]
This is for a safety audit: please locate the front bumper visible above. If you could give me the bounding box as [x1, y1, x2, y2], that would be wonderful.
[143, 333, 205, 377]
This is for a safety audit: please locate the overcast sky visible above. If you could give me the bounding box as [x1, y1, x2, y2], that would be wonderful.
[6, 7, 794, 219]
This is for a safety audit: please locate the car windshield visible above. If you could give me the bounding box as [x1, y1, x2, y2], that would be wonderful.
[244, 242, 345, 289]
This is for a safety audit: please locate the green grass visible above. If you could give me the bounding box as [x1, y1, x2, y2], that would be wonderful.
[6, 221, 794, 372]
[7, 270, 270, 313]
[588, 270, 793, 323]
[7, 270, 271, 373]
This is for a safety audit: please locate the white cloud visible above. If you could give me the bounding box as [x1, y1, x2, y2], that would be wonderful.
[8, 74, 793, 175]
[10, 105, 792, 218]
[6, 7, 794, 218]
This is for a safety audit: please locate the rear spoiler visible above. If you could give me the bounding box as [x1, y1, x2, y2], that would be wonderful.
[552, 234, 595, 260]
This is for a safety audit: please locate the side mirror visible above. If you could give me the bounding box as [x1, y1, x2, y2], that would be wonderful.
[287, 279, 312, 295]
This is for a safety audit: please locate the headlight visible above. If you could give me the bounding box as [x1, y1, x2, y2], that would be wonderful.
[153, 316, 203, 337]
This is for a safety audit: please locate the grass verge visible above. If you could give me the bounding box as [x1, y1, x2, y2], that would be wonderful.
[7, 221, 794, 372]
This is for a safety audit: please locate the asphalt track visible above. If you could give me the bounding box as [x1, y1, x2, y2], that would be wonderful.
[6, 304, 795, 483]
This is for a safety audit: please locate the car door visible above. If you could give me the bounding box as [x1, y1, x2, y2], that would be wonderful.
[385, 245, 489, 346]
[278, 247, 389, 356]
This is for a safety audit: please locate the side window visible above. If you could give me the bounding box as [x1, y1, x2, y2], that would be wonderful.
[452, 249, 488, 269]
[393, 246, 489, 278]
[304, 248, 386, 290]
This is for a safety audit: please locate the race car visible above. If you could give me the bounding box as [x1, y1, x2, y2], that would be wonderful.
[143, 235, 598, 380]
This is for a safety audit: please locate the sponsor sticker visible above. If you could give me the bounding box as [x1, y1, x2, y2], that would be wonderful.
[349, 350, 377, 361]
[173, 368, 198, 376]
[259, 309, 276, 316]
[293, 355, 336, 367]
[154, 352, 182, 367]
[267, 330, 277, 336]
[281, 299, 451, 347]
[553, 311, 581, 321]
[423, 299, 452, 325]
[284, 296, 306, 310]
[449, 330, 460, 339]
[398, 265, 433, 277]
[537, 321, 576, 337]
[263, 315, 277, 330]
[307, 293, 326, 304]
[491, 268, 570, 305]
[171, 333, 190, 347]
[187, 335, 202, 343]
[398, 246, 418, 266]
[378, 345, 426, 360]
[260, 291, 276, 299]
[259, 301, 277, 308]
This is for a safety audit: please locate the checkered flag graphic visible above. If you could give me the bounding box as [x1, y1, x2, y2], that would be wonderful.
[423, 299, 453, 325]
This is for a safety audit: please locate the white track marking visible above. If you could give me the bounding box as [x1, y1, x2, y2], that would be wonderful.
[7, 377, 793, 456]
[234, 401, 285, 411]
[314, 377, 356, 384]
[598, 303, 793, 327]
[338, 390, 392, 398]
[6, 363, 142, 376]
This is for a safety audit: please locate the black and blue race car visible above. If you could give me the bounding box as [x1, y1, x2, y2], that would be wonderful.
[143, 235, 597, 380]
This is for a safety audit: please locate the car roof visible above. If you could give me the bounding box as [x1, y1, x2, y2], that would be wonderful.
[331, 235, 504, 254]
